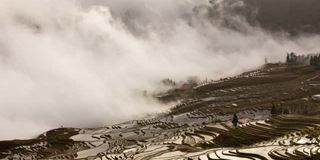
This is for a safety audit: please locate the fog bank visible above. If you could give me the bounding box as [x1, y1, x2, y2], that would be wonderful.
[0, 0, 319, 140]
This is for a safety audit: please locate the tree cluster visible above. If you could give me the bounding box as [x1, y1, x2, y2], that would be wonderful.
[310, 55, 320, 66]
[270, 101, 317, 116]
[286, 52, 298, 63]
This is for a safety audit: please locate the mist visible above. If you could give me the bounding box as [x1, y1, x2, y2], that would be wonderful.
[0, 0, 319, 140]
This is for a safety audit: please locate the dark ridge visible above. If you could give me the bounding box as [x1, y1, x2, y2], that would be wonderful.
[244, 0, 320, 35]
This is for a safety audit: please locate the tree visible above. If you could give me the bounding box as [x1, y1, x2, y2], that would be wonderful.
[310, 56, 314, 65]
[283, 108, 289, 114]
[271, 103, 277, 116]
[187, 76, 200, 85]
[232, 113, 238, 128]
[264, 57, 268, 64]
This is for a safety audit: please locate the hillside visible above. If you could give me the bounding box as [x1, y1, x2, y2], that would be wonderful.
[2, 63, 320, 159]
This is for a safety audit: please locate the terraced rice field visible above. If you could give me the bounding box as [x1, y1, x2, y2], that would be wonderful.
[2, 63, 320, 160]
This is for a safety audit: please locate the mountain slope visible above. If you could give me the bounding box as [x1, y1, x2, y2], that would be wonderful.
[2, 63, 320, 160]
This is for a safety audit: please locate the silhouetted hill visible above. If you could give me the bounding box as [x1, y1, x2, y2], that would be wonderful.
[245, 0, 320, 34]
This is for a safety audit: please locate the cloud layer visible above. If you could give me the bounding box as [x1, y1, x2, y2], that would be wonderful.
[0, 0, 319, 140]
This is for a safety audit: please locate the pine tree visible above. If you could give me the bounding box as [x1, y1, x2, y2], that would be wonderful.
[313, 56, 316, 65]
[283, 108, 289, 114]
[271, 103, 277, 116]
[310, 56, 314, 66]
[232, 113, 238, 128]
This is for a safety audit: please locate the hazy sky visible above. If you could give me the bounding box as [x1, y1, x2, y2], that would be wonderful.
[0, 0, 319, 140]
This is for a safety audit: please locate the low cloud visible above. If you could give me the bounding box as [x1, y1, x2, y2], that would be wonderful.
[0, 0, 319, 140]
